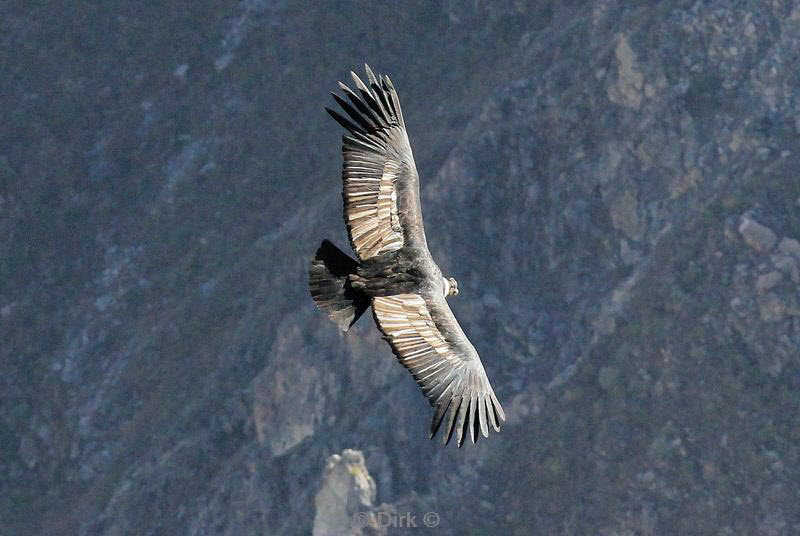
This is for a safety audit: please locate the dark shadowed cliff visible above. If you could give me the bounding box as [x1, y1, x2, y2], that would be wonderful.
[2, 1, 799, 534]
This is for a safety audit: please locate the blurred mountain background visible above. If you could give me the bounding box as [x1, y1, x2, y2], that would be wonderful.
[2, 1, 800, 534]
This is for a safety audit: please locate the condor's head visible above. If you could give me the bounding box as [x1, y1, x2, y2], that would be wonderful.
[442, 276, 459, 297]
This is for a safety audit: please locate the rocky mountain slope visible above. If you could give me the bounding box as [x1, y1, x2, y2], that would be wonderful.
[2, 1, 799, 534]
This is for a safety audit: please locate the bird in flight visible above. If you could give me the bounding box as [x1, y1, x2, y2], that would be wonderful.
[308, 65, 505, 447]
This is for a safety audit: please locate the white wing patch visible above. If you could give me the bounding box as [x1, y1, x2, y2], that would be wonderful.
[344, 158, 404, 259]
[373, 294, 456, 363]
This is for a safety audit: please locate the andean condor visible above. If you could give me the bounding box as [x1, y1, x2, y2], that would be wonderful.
[309, 65, 505, 447]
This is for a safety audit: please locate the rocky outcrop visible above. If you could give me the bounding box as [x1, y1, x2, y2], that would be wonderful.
[313, 450, 384, 536]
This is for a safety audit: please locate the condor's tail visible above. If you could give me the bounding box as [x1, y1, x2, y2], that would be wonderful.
[309, 240, 369, 331]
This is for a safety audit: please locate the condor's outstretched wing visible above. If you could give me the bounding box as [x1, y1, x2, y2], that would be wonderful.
[372, 293, 505, 447]
[326, 65, 426, 261]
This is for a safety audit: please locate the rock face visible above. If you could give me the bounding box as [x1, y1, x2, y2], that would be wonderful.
[3, 1, 800, 535]
[739, 216, 778, 253]
[313, 450, 383, 536]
